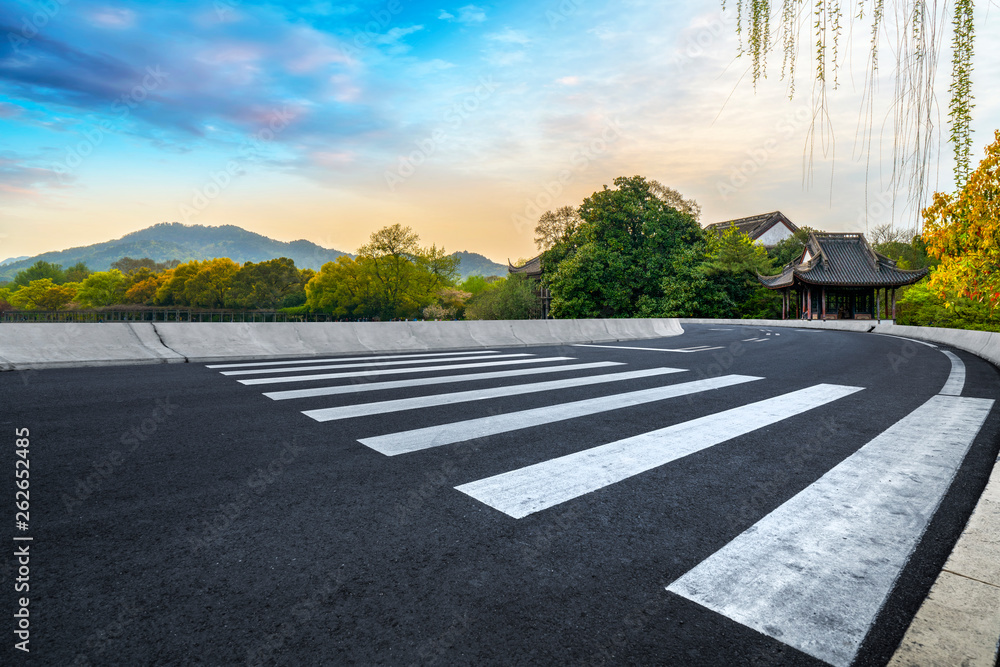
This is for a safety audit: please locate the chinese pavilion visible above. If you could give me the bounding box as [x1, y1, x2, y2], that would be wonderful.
[758, 232, 928, 320]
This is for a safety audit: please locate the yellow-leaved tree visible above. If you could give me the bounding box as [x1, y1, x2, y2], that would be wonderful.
[922, 130, 1000, 309]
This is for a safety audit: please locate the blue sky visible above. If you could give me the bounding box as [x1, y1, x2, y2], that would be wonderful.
[1, 0, 998, 262]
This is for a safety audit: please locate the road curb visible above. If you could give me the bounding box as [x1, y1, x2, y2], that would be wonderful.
[887, 456, 1000, 666]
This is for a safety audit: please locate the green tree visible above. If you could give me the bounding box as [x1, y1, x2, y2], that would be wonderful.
[64, 262, 91, 283]
[357, 224, 422, 318]
[75, 270, 129, 307]
[465, 274, 540, 320]
[9, 279, 77, 310]
[228, 258, 306, 309]
[184, 258, 240, 308]
[305, 256, 379, 318]
[543, 176, 703, 318]
[155, 261, 205, 306]
[13, 261, 65, 286]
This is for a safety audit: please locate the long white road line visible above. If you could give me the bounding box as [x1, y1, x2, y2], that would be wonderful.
[667, 394, 994, 667]
[207, 350, 499, 369]
[359, 374, 764, 456]
[456, 383, 862, 519]
[303, 367, 686, 422]
[939, 350, 966, 396]
[237, 356, 577, 386]
[220, 353, 534, 376]
[262, 361, 625, 400]
[573, 344, 724, 353]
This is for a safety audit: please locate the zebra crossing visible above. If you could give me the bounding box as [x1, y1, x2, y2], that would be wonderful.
[210, 345, 997, 667]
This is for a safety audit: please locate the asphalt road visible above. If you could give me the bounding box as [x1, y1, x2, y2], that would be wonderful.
[3, 323, 999, 666]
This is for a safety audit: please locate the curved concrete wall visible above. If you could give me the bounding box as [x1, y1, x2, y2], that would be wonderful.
[0, 318, 683, 369]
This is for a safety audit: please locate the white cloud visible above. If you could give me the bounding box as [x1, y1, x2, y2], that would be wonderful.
[438, 5, 487, 24]
[488, 28, 530, 45]
[556, 76, 580, 86]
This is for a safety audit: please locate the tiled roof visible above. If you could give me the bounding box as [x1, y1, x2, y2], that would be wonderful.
[759, 232, 928, 288]
[705, 211, 799, 241]
[508, 254, 542, 276]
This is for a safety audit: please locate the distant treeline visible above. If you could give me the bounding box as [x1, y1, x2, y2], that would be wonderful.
[0, 225, 530, 320]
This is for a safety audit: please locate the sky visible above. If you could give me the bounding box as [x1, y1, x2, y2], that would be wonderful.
[1, 0, 998, 264]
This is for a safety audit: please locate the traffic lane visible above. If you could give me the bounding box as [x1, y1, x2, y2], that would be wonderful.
[2, 339, 997, 665]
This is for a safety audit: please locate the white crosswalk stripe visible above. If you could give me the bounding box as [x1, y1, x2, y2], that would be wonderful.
[455, 383, 862, 518]
[206, 350, 500, 369]
[262, 361, 625, 400]
[359, 374, 762, 455]
[666, 394, 994, 667]
[302, 367, 686, 422]
[220, 352, 534, 376]
[237, 356, 577, 385]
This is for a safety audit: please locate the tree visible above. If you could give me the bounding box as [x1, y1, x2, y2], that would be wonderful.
[64, 262, 91, 283]
[228, 258, 307, 310]
[125, 277, 161, 304]
[357, 224, 422, 319]
[464, 275, 540, 320]
[9, 279, 76, 310]
[155, 261, 205, 306]
[305, 256, 379, 318]
[184, 258, 240, 308]
[543, 176, 704, 318]
[921, 129, 1000, 310]
[534, 206, 582, 251]
[728, 1, 978, 215]
[767, 226, 817, 268]
[13, 261, 65, 286]
[112, 257, 181, 274]
[75, 270, 128, 308]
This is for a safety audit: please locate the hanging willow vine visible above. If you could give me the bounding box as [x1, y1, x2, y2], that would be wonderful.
[723, 0, 976, 228]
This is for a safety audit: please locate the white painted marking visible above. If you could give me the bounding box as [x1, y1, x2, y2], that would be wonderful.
[457, 384, 862, 518]
[940, 351, 966, 396]
[221, 353, 533, 376]
[872, 333, 938, 348]
[303, 367, 686, 422]
[206, 350, 499, 369]
[262, 362, 624, 400]
[742, 338, 768, 343]
[667, 394, 995, 667]
[238, 356, 577, 386]
[359, 374, 764, 456]
[707, 328, 732, 331]
[573, 344, 724, 353]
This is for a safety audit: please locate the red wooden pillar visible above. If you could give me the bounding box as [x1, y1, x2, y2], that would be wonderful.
[891, 288, 897, 320]
[806, 288, 812, 320]
[821, 286, 826, 319]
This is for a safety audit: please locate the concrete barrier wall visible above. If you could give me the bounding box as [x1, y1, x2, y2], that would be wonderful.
[0, 318, 683, 369]
[680, 318, 1000, 367]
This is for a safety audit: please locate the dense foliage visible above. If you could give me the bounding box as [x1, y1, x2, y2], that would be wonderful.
[538, 176, 780, 319]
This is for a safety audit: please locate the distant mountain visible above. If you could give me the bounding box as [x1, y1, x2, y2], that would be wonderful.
[0, 256, 29, 266]
[452, 251, 507, 280]
[0, 223, 351, 281]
